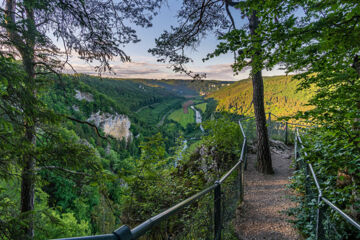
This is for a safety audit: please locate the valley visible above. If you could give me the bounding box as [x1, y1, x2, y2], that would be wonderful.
[1, 72, 314, 239]
[1, 2, 358, 239]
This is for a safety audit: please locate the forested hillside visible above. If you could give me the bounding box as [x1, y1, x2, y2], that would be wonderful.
[134, 79, 232, 97]
[0, 69, 220, 239]
[208, 75, 314, 117]
[77, 75, 177, 111]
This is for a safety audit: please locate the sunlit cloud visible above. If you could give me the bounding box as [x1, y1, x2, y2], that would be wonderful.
[63, 55, 285, 81]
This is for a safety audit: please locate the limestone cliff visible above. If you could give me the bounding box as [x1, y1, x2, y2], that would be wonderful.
[88, 111, 132, 142]
[75, 90, 94, 102]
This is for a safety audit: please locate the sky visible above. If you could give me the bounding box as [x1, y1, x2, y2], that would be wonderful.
[65, 1, 285, 81]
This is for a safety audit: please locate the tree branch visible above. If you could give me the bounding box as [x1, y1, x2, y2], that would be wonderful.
[65, 116, 108, 140]
[225, 0, 240, 7]
[225, 1, 236, 30]
[36, 166, 90, 176]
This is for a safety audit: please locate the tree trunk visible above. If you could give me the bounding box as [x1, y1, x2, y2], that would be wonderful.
[6, 1, 37, 237]
[249, 11, 274, 174]
[20, 51, 37, 239]
[19, 54, 37, 239]
[352, 55, 360, 150]
[21, 126, 36, 239]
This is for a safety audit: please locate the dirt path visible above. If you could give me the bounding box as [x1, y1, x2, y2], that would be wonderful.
[235, 148, 299, 240]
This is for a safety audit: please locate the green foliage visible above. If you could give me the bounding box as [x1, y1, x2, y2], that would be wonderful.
[0, 60, 118, 239]
[285, 0, 360, 154]
[136, 79, 232, 97]
[168, 107, 195, 128]
[203, 117, 242, 155]
[117, 116, 244, 238]
[79, 76, 178, 111]
[37, 211, 91, 240]
[195, 103, 207, 113]
[277, 1, 360, 237]
[289, 129, 360, 239]
[207, 75, 314, 117]
[0, 178, 92, 240]
[120, 133, 176, 228]
[136, 98, 183, 125]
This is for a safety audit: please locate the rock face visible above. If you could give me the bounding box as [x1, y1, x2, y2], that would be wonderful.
[75, 90, 94, 102]
[72, 105, 80, 112]
[88, 111, 132, 142]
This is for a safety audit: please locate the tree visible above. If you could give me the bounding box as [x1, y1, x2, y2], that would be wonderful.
[282, 0, 360, 150]
[279, 0, 360, 232]
[149, 0, 296, 174]
[1, 1, 163, 238]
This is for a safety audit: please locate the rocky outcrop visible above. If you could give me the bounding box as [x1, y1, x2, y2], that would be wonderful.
[180, 144, 237, 184]
[87, 111, 132, 142]
[72, 105, 80, 112]
[75, 90, 94, 102]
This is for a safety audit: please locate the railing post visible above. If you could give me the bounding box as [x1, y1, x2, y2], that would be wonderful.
[214, 181, 221, 240]
[113, 225, 133, 240]
[244, 137, 248, 170]
[294, 131, 297, 163]
[268, 112, 271, 137]
[239, 161, 244, 203]
[285, 122, 288, 145]
[316, 195, 325, 240]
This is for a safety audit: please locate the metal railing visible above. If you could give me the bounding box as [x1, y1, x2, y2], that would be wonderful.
[57, 120, 248, 240]
[239, 112, 310, 144]
[294, 129, 360, 239]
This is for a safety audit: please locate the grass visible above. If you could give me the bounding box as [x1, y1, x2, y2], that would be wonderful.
[195, 103, 207, 113]
[168, 108, 195, 128]
[137, 98, 183, 125]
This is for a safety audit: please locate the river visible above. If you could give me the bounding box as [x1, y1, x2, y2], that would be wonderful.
[175, 105, 204, 166]
[190, 105, 204, 132]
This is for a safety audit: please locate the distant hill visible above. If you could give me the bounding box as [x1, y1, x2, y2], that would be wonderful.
[42, 74, 188, 149]
[42, 75, 219, 156]
[77, 75, 177, 111]
[207, 75, 314, 117]
[125, 78, 233, 97]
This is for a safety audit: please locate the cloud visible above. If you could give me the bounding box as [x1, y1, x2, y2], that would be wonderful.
[63, 56, 285, 81]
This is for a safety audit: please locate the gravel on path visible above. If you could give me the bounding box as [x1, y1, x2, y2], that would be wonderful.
[235, 148, 300, 240]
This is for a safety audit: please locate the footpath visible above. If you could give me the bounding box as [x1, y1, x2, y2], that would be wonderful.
[235, 145, 300, 240]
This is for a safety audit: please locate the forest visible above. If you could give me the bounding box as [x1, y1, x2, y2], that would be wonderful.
[207, 75, 315, 118]
[0, 0, 359, 240]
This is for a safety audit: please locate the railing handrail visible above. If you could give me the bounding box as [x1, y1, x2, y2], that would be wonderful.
[239, 112, 312, 128]
[295, 130, 360, 232]
[131, 183, 218, 238]
[269, 112, 315, 128]
[58, 120, 248, 240]
[239, 119, 246, 137]
[220, 137, 246, 184]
